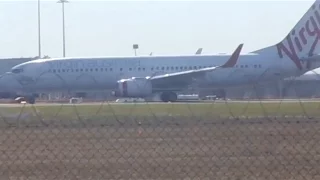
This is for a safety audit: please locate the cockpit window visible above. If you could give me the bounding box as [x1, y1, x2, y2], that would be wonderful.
[12, 69, 23, 74]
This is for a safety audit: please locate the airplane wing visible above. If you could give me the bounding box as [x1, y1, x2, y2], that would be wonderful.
[149, 44, 243, 90]
[195, 48, 203, 55]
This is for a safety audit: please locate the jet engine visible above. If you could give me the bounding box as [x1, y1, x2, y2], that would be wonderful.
[115, 77, 153, 97]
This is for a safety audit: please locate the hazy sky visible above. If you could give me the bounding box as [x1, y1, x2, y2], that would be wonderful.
[0, 0, 315, 58]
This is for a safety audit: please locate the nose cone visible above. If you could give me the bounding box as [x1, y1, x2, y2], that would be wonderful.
[11, 62, 27, 71]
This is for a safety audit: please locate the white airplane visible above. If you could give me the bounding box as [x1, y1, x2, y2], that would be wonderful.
[3, 0, 320, 104]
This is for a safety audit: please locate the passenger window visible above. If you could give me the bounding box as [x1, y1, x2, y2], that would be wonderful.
[180, 67, 183, 70]
[194, 66, 197, 69]
[166, 67, 169, 70]
[142, 68, 145, 71]
[53, 69, 56, 73]
[151, 67, 154, 71]
[254, 65, 257, 68]
[95, 68, 98, 71]
[161, 67, 164, 70]
[120, 68, 123, 71]
[129, 68, 132, 71]
[171, 67, 174, 70]
[156, 67, 159, 70]
[110, 68, 113, 71]
[175, 67, 179, 70]
[138, 68, 140, 71]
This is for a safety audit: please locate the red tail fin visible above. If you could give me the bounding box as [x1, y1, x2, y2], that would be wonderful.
[221, 44, 243, 68]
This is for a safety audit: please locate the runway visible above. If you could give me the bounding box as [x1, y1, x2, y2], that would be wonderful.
[0, 99, 320, 107]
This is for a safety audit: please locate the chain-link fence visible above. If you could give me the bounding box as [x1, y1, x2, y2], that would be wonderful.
[1, 69, 320, 179]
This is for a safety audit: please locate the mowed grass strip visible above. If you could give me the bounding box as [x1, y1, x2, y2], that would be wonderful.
[0, 102, 320, 118]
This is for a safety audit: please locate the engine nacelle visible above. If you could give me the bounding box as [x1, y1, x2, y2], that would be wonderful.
[115, 77, 152, 97]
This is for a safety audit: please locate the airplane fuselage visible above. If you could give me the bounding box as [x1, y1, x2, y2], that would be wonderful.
[7, 53, 316, 94]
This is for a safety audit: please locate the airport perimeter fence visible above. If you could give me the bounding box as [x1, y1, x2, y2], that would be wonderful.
[2, 69, 320, 179]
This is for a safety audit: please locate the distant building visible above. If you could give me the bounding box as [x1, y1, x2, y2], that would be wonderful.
[0, 58, 36, 74]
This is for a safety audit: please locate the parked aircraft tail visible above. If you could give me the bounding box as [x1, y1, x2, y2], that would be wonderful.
[195, 48, 202, 55]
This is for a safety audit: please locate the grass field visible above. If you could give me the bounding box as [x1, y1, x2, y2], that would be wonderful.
[0, 102, 320, 179]
[1, 102, 320, 120]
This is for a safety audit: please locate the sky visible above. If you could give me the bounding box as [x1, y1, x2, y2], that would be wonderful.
[0, 0, 315, 58]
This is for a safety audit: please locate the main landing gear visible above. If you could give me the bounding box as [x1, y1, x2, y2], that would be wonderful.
[26, 96, 36, 104]
[160, 92, 178, 102]
[216, 89, 226, 100]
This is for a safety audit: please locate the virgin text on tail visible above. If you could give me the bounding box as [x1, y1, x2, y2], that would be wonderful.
[277, 2, 320, 70]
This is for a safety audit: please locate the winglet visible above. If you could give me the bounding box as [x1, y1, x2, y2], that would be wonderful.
[221, 44, 243, 68]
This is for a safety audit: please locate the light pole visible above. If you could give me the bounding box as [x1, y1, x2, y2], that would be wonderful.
[133, 44, 139, 56]
[38, 0, 41, 58]
[57, 0, 69, 57]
